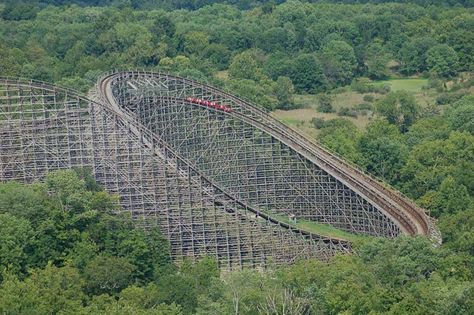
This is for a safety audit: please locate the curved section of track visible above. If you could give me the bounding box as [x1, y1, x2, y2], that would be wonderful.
[0, 72, 440, 269]
[96, 71, 440, 243]
[0, 77, 357, 269]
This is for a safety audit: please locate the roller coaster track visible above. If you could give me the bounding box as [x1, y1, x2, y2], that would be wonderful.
[0, 72, 440, 269]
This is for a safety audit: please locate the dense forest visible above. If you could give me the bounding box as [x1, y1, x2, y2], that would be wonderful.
[0, 0, 473, 314]
[1, 170, 472, 314]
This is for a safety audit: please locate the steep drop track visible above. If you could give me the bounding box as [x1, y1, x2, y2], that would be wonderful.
[0, 72, 440, 269]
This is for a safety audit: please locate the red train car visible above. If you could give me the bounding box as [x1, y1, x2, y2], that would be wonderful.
[185, 97, 232, 113]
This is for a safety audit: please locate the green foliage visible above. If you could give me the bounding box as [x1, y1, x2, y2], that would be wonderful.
[419, 176, 472, 217]
[0, 264, 85, 314]
[351, 78, 391, 94]
[0, 169, 178, 312]
[274, 76, 296, 110]
[405, 116, 451, 147]
[0, 1, 470, 107]
[1, 2, 38, 20]
[189, 235, 474, 315]
[83, 255, 135, 295]
[320, 40, 357, 87]
[401, 131, 474, 205]
[311, 117, 326, 129]
[365, 41, 390, 80]
[228, 51, 261, 81]
[359, 120, 409, 184]
[317, 94, 334, 113]
[427, 44, 460, 78]
[438, 207, 474, 255]
[447, 95, 474, 134]
[288, 53, 326, 93]
[363, 94, 374, 102]
[227, 78, 276, 110]
[399, 37, 436, 75]
[318, 119, 364, 164]
[376, 91, 420, 132]
[337, 107, 358, 118]
[436, 91, 469, 105]
[0, 214, 34, 276]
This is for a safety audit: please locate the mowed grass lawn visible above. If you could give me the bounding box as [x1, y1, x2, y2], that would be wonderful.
[372, 78, 428, 92]
[267, 211, 372, 243]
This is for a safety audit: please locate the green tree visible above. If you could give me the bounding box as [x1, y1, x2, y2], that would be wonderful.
[320, 40, 357, 86]
[405, 117, 450, 148]
[365, 41, 390, 79]
[156, 273, 198, 314]
[318, 119, 364, 164]
[447, 95, 474, 135]
[202, 43, 231, 70]
[83, 255, 135, 295]
[182, 31, 209, 56]
[402, 131, 474, 200]
[150, 13, 176, 38]
[358, 237, 439, 287]
[274, 76, 295, 110]
[288, 53, 326, 93]
[399, 37, 436, 74]
[426, 44, 459, 78]
[376, 91, 420, 132]
[0, 213, 34, 276]
[228, 51, 261, 81]
[317, 94, 334, 113]
[0, 264, 85, 314]
[438, 207, 474, 255]
[1, 2, 38, 20]
[227, 78, 275, 110]
[419, 176, 472, 217]
[358, 120, 409, 184]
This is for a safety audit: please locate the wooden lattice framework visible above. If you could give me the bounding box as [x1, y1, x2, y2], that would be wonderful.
[0, 72, 440, 269]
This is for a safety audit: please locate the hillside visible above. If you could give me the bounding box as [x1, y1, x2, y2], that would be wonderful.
[0, 0, 473, 314]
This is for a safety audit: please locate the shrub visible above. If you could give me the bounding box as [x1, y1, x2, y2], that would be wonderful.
[317, 94, 334, 113]
[311, 117, 326, 129]
[351, 78, 372, 93]
[436, 91, 468, 105]
[355, 102, 373, 111]
[363, 94, 375, 102]
[338, 107, 358, 118]
[351, 78, 390, 94]
[376, 84, 391, 94]
[426, 78, 445, 92]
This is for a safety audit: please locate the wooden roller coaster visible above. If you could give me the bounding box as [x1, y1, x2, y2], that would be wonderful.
[0, 71, 440, 269]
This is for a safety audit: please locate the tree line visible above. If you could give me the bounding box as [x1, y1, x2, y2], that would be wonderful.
[0, 168, 472, 314]
[0, 1, 472, 108]
[0, 0, 473, 313]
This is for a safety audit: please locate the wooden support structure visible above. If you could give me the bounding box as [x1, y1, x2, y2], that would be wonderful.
[0, 72, 440, 269]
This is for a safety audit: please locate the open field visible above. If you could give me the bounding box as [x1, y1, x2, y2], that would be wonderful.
[372, 78, 428, 92]
[294, 91, 375, 111]
[274, 102, 372, 135]
[267, 211, 373, 243]
[284, 77, 439, 136]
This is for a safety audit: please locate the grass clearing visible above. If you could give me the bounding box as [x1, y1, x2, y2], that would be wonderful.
[273, 108, 371, 131]
[372, 78, 428, 92]
[267, 211, 372, 243]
